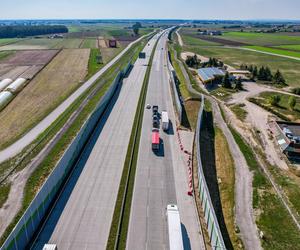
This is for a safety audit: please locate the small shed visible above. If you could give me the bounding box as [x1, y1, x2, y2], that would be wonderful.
[108, 39, 117, 48]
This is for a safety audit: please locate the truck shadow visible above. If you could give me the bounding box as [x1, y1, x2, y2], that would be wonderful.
[165, 119, 174, 135]
[181, 223, 191, 250]
[27, 81, 123, 249]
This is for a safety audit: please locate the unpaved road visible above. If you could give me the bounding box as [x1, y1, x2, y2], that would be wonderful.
[176, 28, 184, 46]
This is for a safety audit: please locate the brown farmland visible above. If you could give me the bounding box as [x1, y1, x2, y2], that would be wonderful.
[0, 50, 59, 80]
[0, 48, 90, 148]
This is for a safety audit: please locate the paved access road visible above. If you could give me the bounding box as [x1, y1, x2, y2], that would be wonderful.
[127, 30, 205, 250]
[0, 34, 151, 163]
[30, 32, 162, 250]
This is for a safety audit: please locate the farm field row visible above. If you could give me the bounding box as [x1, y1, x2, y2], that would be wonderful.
[275, 44, 300, 52]
[183, 45, 300, 87]
[244, 46, 300, 59]
[0, 48, 90, 148]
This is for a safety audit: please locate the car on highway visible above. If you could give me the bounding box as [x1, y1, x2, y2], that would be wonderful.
[153, 117, 159, 128]
[152, 128, 160, 150]
[146, 104, 151, 109]
[152, 105, 158, 113]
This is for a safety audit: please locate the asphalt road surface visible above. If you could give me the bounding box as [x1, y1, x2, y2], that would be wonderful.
[0, 34, 151, 163]
[127, 30, 205, 250]
[30, 33, 161, 250]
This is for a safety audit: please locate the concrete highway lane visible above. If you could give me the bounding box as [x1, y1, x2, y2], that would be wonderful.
[30, 33, 161, 250]
[127, 31, 205, 249]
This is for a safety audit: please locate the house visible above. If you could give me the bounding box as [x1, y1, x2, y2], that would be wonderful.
[108, 39, 117, 48]
[197, 67, 225, 85]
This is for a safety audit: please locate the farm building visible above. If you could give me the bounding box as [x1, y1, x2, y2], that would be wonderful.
[108, 39, 117, 48]
[197, 67, 226, 84]
[273, 121, 300, 157]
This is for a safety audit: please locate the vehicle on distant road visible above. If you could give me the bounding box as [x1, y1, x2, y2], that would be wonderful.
[152, 128, 160, 150]
[166, 204, 184, 250]
[161, 111, 169, 131]
[146, 103, 151, 109]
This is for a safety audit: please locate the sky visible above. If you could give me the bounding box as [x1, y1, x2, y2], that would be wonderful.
[0, 0, 300, 20]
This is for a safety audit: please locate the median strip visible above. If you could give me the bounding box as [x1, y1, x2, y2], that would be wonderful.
[106, 39, 158, 250]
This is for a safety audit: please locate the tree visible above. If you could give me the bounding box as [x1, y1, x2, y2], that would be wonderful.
[185, 54, 201, 68]
[234, 77, 243, 90]
[222, 72, 231, 88]
[269, 95, 281, 106]
[265, 67, 273, 81]
[258, 66, 265, 80]
[252, 66, 258, 80]
[273, 70, 286, 85]
[132, 22, 142, 36]
[288, 96, 296, 110]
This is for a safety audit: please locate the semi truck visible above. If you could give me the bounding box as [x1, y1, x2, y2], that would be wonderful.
[166, 204, 184, 250]
[43, 244, 58, 250]
[161, 111, 169, 131]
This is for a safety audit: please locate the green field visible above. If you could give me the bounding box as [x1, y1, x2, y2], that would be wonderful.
[0, 38, 20, 46]
[181, 34, 221, 46]
[183, 46, 300, 87]
[223, 32, 300, 46]
[81, 38, 97, 48]
[245, 46, 300, 59]
[276, 44, 300, 52]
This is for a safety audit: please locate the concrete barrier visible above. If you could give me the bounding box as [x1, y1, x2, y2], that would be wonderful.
[1, 72, 123, 250]
[196, 94, 226, 250]
[166, 51, 183, 124]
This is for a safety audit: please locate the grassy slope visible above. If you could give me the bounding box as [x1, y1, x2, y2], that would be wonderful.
[214, 127, 242, 249]
[230, 104, 248, 122]
[0, 38, 19, 46]
[245, 46, 300, 59]
[183, 46, 300, 87]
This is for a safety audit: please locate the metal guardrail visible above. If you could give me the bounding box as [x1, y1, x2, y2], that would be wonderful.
[196, 94, 226, 250]
[1, 72, 123, 250]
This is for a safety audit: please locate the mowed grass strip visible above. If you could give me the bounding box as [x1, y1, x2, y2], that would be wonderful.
[245, 46, 300, 59]
[214, 127, 242, 249]
[276, 44, 300, 52]
[229, 126, 300, 249]
[0, 49, 90, 149]
[230, 103, 248, 122]
[107, 38, 157, 250]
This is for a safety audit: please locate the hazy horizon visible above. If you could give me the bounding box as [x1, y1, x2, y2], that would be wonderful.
[0, 0, 299, 20]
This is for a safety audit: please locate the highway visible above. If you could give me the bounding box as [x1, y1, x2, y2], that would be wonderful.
[0, 33, 151, 163]
[30, 32, 161, 250]
[127, 30, 205, 249]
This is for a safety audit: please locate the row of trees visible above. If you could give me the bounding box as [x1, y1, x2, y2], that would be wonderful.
[132, 22, 142, 36]
[0, 25, 68, 38]
[185, 55, 225, 69]
[240, 64, 286, 86]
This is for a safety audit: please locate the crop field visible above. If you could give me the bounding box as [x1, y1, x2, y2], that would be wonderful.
[245, 46, 300, 59]
[222, 32, 300, 46]
[0, 49, 90, 148]
[184, 46, 300, 87]
[0, 50, 59, 80]
[181, 34, 221, 46]
[80, 38, 98, 49]
[101, 47, 123, 64]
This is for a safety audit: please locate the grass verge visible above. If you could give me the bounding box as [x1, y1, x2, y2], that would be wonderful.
[0, 183, 11, 209]
[86, 48, 103, 79]
[106, 38, 157, 250]
[229, 126, 300, 249]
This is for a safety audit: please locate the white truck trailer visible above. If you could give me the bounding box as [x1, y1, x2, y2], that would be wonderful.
[43, 244, 57, 250]
[167, 204, 184, 250]
[161, 110, 169, 131]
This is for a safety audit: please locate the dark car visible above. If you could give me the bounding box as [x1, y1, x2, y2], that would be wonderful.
[153, 116, 159, 128]
[152, 105, 158, 113]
